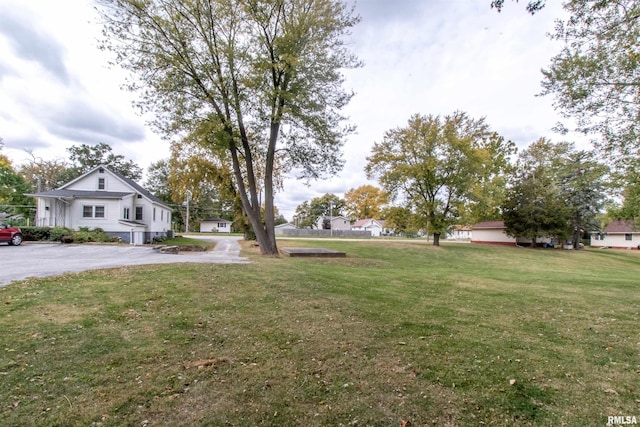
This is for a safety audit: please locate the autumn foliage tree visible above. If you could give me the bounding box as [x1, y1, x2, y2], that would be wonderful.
[366, 112, 514, 246]
[343, 185, 387, 221]
[97, 0, 360, 255]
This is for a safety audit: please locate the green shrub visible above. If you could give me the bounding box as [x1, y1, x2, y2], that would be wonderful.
[19, 226, 51, 241]
[50, 227, 72, 242]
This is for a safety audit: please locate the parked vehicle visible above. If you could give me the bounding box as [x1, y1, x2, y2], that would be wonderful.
[0, 224, 23, 246]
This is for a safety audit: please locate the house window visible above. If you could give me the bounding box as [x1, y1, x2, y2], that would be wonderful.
[625, 233, 632, 241]
[83, 205, 105, 218]
[161, 210, 164, 221]
[135, 206, 143, 221]
[99, 167, 104, 174]
[218, 222, 227, 228]
[153, 208, 156, 222]
[98, 178, 105, 190]
[123, 207, 130, 220]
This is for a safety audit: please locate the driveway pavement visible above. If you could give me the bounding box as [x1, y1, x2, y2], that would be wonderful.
[1, 235, 247, 287]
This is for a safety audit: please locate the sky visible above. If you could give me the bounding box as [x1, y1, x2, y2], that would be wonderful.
[0, 0, 576, 221]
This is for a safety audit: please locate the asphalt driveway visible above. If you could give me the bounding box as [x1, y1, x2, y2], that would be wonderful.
[1, 235, 248, 287]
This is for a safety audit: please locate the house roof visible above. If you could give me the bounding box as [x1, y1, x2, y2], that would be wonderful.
[472, 220, 505, 229]
[317, 215, 350, 221]
[603, 219, 638, 233]
[51, 165, 171, 209]
[27, 189, 134, 199]
[202, 218, 232, 223]
[275, 223, 296, 229]
[353, 218, 385, 228]
[118, 219, 146, 227]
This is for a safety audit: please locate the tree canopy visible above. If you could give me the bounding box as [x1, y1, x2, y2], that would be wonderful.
[343, 185, 387, 221]
[293, 193, 344, 228]
[65, 143, 143, 182]
[366, 112, 515, 246]
[0, 140, 34, 219]
[501, 138, 609, 246]
[540, 0, 640, 169]
[96, 0, 360, 255]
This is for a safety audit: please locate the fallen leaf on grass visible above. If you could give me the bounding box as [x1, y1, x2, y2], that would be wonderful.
[184, 358, 229, 369]
[604, 388, 618, 395]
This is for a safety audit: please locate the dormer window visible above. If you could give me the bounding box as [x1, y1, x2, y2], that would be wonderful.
[98, 177, 105, 190]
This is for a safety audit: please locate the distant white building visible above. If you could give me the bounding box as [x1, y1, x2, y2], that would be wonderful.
[274, 223, 297, 235]
[200, 218, 233, 233]
[352, 218, 386, 237]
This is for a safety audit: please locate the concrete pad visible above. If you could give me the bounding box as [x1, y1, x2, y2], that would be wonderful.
[280, 247, 346, 258]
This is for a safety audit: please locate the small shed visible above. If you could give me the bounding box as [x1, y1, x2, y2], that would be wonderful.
[200, 218, 233, 233]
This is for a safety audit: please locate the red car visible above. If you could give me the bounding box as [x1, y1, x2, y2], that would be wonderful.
[0, 224, 23, 246]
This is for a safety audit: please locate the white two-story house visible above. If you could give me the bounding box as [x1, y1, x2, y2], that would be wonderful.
[29, 165, 172, 244]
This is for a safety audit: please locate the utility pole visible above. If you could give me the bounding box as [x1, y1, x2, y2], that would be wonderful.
[185, 190, 192, 233]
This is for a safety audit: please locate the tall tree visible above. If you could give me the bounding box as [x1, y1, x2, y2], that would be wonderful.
[559, 149, 610, 245]
[380, 205, 417, 236]
[343, 185, 388, 220]
[64, 143, 142, 182]
[502, 138, 609, 246]
[166, 139, 239, 232]
[366, 112, 514, 246]
[0, 146, 34, 219]
[19, 150, 69, 192]
[97, 0, 360, 255]
[293, 193, 345, 228]
[144, 159, 173, 204]
[540, 0, 640, 167]
[293, 200, 314, 228]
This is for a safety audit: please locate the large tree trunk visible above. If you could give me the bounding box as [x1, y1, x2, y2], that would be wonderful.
[229, 134, 278, 256]
[433, 233, 440, 246]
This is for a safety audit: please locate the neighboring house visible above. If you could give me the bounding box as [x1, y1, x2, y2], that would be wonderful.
[315, 216, 351, 231]
[352, 218, 386, 237]
[28, 165, 172, 244]
[274, 223, 296, 235]
[471, 220, 517, 245]
[471, 220, 554, 247]
[200, 218, 233, 233]
[591, 219, 640, 249]
[448, 225, 472, 240]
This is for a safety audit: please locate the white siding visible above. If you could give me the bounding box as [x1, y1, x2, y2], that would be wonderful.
[591, 234, 639, 248]
[471, 229, 516, 244]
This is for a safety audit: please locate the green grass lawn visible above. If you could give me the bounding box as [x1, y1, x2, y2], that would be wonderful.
[1, 241, 638, 426]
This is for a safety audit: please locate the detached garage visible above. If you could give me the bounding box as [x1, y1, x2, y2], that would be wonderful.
[200, 218, 233, 233]
[471, 221, 516, 245]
